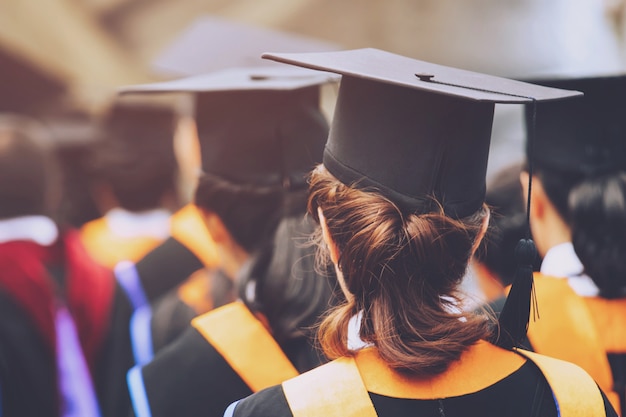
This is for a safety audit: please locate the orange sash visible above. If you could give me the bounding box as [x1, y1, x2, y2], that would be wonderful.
[527, 274, 618, 412]
[191, 302, 298, 392]
[80, 217, 162, 269]
[169, 204, 218, 270]
[283, 341, 606, 417]
[584, 297, 626, 354]
[176, 269, 215, 315]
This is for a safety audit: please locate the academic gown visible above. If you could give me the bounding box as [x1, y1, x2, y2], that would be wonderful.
[128, 304, 326, 417]
[120, 237, 231, 366]
[482, 243, 626, 412]
[227, 346, 618, 417]
[0, 230, 135, 417]
[116, 205, 224, 366]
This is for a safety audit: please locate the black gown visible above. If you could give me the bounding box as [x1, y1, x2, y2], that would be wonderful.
[0, 235, 134, 417]
[128, 319, 326, 417]
[229, 359, 618, 417]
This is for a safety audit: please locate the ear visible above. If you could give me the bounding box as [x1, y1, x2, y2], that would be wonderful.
[520, 171, 545, 221]
[317, 207, 340, 265]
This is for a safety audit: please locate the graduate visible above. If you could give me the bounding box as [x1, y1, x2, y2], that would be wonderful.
[517, 74, 626, 413]
[225, 48, 617, 417]
[122, 66, 339, 417]
[80, 101, 180, 269]
[0, 114, 134, 417]
[112, 21, 341, 363]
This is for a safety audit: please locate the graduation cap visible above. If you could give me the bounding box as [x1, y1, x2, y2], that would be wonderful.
[262, 48, 581, 217]
[102, 100, 177, 143]
[120, 66, 338, 189]
[261, 48, 582, 348]
[525, 74, 626, 176]
[152, 16, 340, 77]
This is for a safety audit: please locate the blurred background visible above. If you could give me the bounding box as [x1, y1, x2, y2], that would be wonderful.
[3, 0, 626, 302]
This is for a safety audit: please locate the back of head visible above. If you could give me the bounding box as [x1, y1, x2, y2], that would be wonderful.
[121, 67, 334, 252]
[527, 75, 626, 297]
[91, 101, 179, 212]
[0, 114, 59, 220]
[238, 209, 339, 370]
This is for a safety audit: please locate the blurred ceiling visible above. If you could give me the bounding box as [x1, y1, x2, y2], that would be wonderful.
[2, 0, 626, 114]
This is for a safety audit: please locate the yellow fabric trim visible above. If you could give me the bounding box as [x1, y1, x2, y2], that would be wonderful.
[283, 356, 377, 417]
[191, 302, 298, 392]
[284, 341, 524, 417]
[169, 204, 218, 269]
[527, 274, 617, 412]
[284, 341, 608, 417]
[516, 349, 606, 417]
[80, 217, 161, 268]
[356, 341, 524, 398]
[176, 269, 214, 315]
[584, 297, 626, 354]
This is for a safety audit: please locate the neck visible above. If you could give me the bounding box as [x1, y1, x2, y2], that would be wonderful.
[532, 208, 571, 258]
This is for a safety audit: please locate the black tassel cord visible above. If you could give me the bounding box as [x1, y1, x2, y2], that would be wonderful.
[496, 101, 540, 350]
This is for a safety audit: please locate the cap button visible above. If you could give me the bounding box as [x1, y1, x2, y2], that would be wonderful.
[415, 73, 435, 82]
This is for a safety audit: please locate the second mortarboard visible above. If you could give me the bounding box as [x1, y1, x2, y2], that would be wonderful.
[525, 74, 626, 176]
[262, 48, 582, 218]
[120, 67, 338, 189]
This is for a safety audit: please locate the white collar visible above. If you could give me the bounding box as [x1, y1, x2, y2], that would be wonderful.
[541, 242, 599, 297]
[104, 208, 171, 240]
[0, 215, 58, 246]
[347, 311, 373, 351]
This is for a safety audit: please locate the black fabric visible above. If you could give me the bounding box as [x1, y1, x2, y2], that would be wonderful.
[94, 284, 135, 417]
[324, 75, 494, 217]
[138, 326, 252, 417]
[196, 87, 327, 188]
[0, 284, 134, 417]
[607, 353, 626, 413]
[527, 76, 626, 175]
[149, 292, 197, 354]
[232, 361, 618, 417]
[476, 296, 533, 351]
[135, 237, 204, 302]
[150, 269, 234, 355]
[0, 291, 58, 417]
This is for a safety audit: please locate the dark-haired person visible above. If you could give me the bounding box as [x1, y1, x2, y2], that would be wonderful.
[80, 101, 180, 269]
[517, 75, 626, 413]
[0, 114, 135, 417]
[121, 67, 339, 417]
[225, 49, 616, 417]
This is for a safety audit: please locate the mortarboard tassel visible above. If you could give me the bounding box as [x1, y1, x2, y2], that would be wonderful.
[496, 100, 540, 350]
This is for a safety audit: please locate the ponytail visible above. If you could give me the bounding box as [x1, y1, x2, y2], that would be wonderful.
[570, 172, 626, 298]
[309, 166, 491, 375]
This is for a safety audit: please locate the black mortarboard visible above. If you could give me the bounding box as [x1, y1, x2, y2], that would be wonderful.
[153, 16, 340, 77]
[262, 48, 582, 218]
[262, 48, 583, 350]
[120, 67, 337, 189]
[525, 75, 626, 175]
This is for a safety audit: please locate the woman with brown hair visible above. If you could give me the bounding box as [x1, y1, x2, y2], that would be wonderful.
[225, 48, 617, 417]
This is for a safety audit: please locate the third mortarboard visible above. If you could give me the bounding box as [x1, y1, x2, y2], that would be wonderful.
[525, 74, 626, 176]
[262, 48, 582, 218]
[120, 66, 338, 189]
[261, 48, 583, 349]
[152, 16, 340, 77]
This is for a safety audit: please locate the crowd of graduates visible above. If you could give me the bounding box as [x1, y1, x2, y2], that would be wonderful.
[2, 9, 626, 417]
